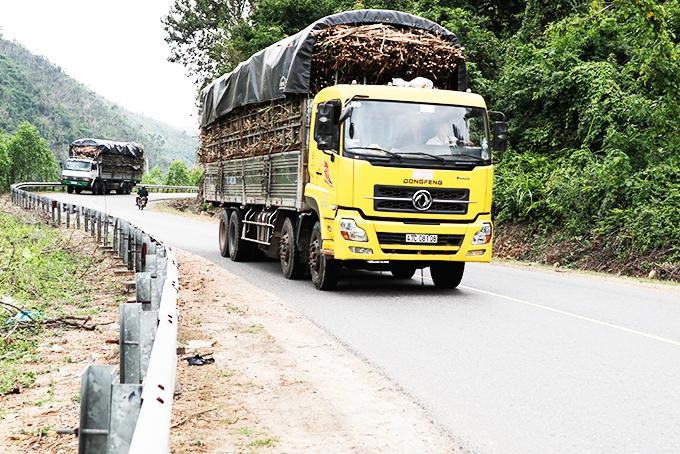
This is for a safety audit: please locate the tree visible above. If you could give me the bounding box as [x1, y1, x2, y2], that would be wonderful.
[162, 0, 254, 88]
[142, 165, 165, 185]
[165, 160, 192, 186]
[189, 166, 204, 186]
[0, 133, 10, 192]
[7, 122, 58, 185]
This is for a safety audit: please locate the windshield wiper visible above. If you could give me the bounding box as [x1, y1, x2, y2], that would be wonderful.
[448, 151, 486, 162]
[346, 146, 402, 161]
[399, 152, 446, 163]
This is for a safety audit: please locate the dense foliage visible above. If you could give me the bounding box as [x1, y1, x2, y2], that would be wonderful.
[142, 161, 203, 186]
[0, 38, 197, 170]
[164, 0, 680, 273]
[0, 122, 58, 191]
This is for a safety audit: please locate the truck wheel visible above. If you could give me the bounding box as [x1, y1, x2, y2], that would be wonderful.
[92, 180, 103, 195]
[228, 210, 252, 262]
[75, 187, 83, 194]
[280, 217, 303, 279]
[390, 264, 416, 279]
[124, 183, 133, 195]
[308, 221, 339, 290]
[430, 262, 465, 289]
[218, 209, 230, 257]
[67, 186, 74, 194]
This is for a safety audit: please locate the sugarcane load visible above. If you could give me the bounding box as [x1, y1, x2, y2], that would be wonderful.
[199, 9, 507, 290]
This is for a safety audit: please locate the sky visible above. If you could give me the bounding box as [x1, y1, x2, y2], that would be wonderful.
[0, 0, 198, 133]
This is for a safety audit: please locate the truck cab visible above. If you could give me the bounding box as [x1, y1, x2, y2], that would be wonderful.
[61, 158, 97, 194]
[304, 85, 505, 288]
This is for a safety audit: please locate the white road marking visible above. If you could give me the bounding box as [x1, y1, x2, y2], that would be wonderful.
[460, 284, 680, 348]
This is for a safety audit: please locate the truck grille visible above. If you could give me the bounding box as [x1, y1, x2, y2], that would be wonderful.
[377, 232, 464, 247]
[373, 185, 470, 214]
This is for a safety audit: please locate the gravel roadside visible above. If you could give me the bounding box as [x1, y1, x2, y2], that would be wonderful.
[171, 250, 464, 453]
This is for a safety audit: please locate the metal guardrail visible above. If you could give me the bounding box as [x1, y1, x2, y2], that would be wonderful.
[144, 184, 198, 193]
[12, 181, 198, 194]
[10, 182, 180, 453]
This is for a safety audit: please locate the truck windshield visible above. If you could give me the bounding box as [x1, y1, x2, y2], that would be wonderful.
[343, 100, 490, 164]
[64, 161, 92, 171]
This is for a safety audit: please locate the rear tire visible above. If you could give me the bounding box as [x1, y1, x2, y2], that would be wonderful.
[67, 185, 74, 194]
[430, 262, 465, 289]
[227, 210, 252, 262]
[218, 209, 230, 257]
[390, 264, 416, 279]
[75, 187, 83, 194]
[280, 217, 303, 279]
[308, 221, 339, 290]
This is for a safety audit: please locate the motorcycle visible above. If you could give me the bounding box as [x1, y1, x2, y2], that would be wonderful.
[136, 196, 148, 210]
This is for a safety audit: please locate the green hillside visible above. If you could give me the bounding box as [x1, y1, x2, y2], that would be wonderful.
[0, 37, 196, 169]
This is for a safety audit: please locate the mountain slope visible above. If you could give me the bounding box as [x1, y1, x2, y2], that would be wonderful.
[0, 38, 196, 169]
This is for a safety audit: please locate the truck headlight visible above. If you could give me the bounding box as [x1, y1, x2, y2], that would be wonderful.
[340, 219, 368, 242]
[471, 223, 492, 245]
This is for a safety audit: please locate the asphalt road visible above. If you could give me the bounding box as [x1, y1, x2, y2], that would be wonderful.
[49, 192, 680, 453]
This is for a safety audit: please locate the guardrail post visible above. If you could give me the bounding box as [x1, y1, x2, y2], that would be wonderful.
[112, 219, 119, 251]
[96, 212, 102, 243]
[139, 310, 158, 382]
[118, 222, 124, 260]
[103, 216, 110, 247]
[139, 234, 152, 272]
[58, 202, 62, 226]
[84, 209, 89, 232]
[78, 365, 114, 453]
[127, 228, 135, 271]
[120, 304, 141, 384]
[76, 206, 81, 230]
[135, 231, 144, 272]
[150, 252, 167, 311]
[120, 222, 128, 262]
[91, 211, 96, 239]
[108, 383, 142, 453]
[136, 272, 152, 307]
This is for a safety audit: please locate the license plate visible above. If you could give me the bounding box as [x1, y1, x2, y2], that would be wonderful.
[406, 234, 438, 244]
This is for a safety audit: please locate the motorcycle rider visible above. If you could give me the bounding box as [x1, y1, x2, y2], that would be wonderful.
[136, 185, 149, 208]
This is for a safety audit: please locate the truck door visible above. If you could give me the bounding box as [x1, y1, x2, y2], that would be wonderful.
[308, 100, 341, 215]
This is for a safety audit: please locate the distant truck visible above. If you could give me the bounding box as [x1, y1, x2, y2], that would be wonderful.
[61, 138, 144, 195]
[199, 10, 507, 290]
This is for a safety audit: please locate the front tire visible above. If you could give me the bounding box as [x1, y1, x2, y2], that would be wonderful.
[218, 209, 230, 257]
[67, 185, 74, 194]
[227, 210, 252, 262]
[308, 221, 339, 290]
[75, 187, 83, 194]
[92, 180, 103, 195]
[430, 262, 465, 289]
[280, 217, 303, 279]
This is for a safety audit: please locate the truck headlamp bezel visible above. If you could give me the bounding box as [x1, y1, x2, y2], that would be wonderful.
[340, 219, 368, 242]
[471, 223, 492, 245]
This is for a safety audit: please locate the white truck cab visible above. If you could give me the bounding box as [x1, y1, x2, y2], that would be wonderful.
[61, 158, 97, 194]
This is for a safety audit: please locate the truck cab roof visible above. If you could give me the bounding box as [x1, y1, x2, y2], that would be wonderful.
[316, 84, 487, 109]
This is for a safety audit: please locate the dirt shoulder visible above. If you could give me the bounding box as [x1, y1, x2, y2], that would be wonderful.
[0, 201, 130, 453]
[172, 250, 462, 453]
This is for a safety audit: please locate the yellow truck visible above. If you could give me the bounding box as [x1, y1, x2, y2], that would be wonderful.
[200, 10, 507, 290]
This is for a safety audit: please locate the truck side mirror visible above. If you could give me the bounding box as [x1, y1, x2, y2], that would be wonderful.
[314, 101, 341, 152]
[490, 111, 508, 157]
